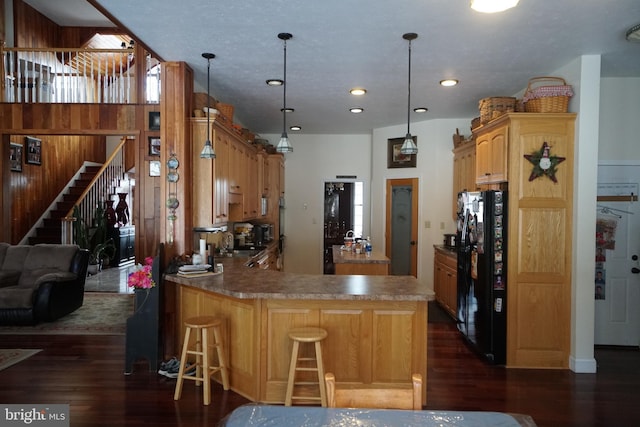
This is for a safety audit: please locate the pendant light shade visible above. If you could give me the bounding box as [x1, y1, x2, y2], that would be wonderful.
[275, 33, 294, 153]
[401, 33, 418, 156]
[200, 52, 216, 159]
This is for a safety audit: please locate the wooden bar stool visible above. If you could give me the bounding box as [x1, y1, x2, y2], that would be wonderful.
[284, 327, 328, 407]
[173, 315, 230, 406]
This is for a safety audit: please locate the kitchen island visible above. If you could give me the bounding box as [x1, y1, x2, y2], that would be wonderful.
[332, 245, 391, 275]
[163, 251, 432, 405]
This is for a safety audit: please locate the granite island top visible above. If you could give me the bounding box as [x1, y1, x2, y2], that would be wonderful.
[332, 245, 390, 264]
[166, 251, 433, 302]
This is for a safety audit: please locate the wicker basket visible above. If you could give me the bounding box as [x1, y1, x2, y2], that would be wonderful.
[523, 77, 573, 113]
[216, 102, 235, 121]
[478, 97, 516, 124]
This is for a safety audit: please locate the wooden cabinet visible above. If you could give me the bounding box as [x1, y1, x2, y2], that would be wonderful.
[472, 113, 576, 368]
[108, 226, 135, 267]
[229, 138, 244, 195]
[433, 248, 457, 318]
[452, 139, 477, 218]
[192, 118, 284, 228]
[266, 154, 284, 232]
[244, 149, 259, 219]
[214, 129, 230, 223]
[475, 123, 508, 185]
[172, 285, 426, 405]
[192, 118, 232, 226]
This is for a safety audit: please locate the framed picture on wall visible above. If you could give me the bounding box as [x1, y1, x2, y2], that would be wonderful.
[149, 160, 161, 177]
[10, 143, 23, 172]
[387, 136, 417, 168]
[26, 136, 42, 165]
[149, 111, 160, 130]
[149, 137, 161, 156]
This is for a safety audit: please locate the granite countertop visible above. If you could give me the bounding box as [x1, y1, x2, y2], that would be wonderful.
[165, 250, 432, 302]
[434, 245, 457, 257]
[331, 245, 390, 264]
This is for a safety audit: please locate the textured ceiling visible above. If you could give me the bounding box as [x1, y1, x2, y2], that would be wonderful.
[23, 0, 640, 137]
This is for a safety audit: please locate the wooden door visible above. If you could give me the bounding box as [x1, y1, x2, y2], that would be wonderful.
[595, 166, 640, 346]
[385, 178, 418, 277]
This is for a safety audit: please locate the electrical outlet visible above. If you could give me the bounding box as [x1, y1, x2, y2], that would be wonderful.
[425, 220, 431, 229]
[440, 222, 445, 230]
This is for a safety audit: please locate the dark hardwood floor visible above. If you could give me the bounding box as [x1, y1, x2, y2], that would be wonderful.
[1, 303, 639, 426]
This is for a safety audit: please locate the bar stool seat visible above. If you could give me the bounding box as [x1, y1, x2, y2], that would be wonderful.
[173, 315, 230, 406]
[285, 327, 328, 406]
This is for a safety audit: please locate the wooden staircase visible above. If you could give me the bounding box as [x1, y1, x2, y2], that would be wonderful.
[28, 166, 102, 245]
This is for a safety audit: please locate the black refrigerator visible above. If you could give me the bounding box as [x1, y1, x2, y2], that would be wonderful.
[456, 190, 507, 365]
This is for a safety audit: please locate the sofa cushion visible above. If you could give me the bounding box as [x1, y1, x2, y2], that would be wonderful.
[18, 268, 70, 288]
[0, 242, 10, 266]
[0, 270, 21, 288]
[0, 286, 34, 309]
[23, 244, 79, 271]
[35, 271, 77, 286]
[2, 245, 31, 271]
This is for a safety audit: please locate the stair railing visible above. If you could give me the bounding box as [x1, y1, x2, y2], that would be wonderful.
[62, 137, 128, 242]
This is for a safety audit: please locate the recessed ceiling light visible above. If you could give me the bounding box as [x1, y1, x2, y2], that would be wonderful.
[350, 88, 367, 96]
[470, 0, 519, 13]
[440, 79, 458, 87]
[290, 125, 301, 131]
[266, 79, 283, 86]
[414, 107, 428, 113]
[349, 107, 364, 113]
[280, 107, 295, 113]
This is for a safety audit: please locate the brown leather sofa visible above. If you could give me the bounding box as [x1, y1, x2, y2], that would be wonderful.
[0, 243, 90, 325]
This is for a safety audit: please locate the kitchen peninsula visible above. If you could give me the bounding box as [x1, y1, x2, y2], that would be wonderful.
[332, 245, 390, 275]
[164, 251, 432, 405]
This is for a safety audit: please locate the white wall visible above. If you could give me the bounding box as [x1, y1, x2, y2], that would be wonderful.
[599, 78, 640, 161]
[262, 133, 372, 274]
[371, 119, 470, 287]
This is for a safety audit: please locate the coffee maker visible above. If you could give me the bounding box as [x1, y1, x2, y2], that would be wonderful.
[253, 224, 273, 247]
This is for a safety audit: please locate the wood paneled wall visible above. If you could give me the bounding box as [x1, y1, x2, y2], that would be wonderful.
[13, 0, 58, 47]
[7, 134, 105, 243]
[0, 103, 145, 245]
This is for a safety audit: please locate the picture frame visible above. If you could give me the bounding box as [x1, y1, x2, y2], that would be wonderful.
[149, 111, 160, 130]
[149, 160, 161, 177]
[10, 143, 23, 172]
[387, 137, 417, 168]
[148, 136, 161, 156]
[25, 136, 42, 165]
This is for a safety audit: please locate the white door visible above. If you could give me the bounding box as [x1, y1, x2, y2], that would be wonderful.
[595, 165, 640, 346]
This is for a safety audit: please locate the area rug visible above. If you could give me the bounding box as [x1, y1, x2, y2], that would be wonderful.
[0, 349, 42, 371]
[0, 293, 133, 335]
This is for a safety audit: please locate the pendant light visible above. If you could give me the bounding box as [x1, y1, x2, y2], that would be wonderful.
[200, 52, 216, 159]
[400, 33, 418, 156]
[275, 33, 293, 153]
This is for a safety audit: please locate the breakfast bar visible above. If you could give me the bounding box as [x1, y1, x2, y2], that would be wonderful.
[164, 252, 432, 405]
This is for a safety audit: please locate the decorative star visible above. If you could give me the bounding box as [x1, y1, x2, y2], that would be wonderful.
[523, 141, 565, 183]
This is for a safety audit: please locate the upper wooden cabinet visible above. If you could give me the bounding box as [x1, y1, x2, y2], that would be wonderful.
[192, 117, 284, 227]
[475, 123, 508, 184]
[452, 139, 477, 218]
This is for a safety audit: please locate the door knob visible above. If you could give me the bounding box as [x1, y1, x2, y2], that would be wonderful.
[632, 267, 640, 274]
[410, 241, 416, 246]
[633, 255, 639, 261]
